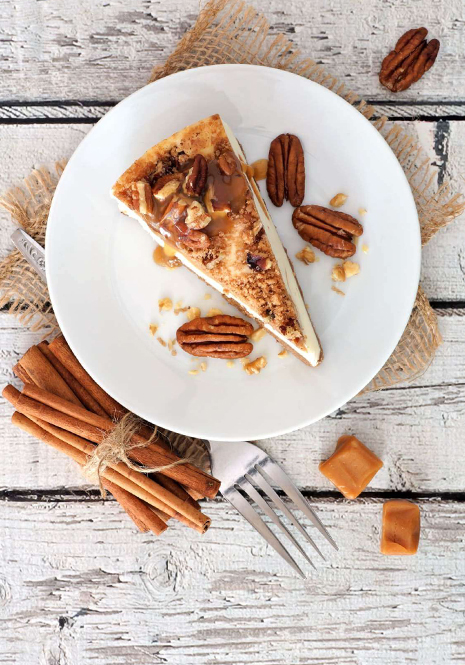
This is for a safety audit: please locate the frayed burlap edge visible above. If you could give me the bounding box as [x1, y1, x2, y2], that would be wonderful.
[0, 0, 463, 394]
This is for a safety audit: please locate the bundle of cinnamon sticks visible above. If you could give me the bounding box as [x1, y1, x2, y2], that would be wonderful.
[4, 335, 220, 536]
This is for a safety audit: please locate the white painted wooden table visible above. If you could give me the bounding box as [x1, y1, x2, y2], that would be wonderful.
[1, 2, 464, 663]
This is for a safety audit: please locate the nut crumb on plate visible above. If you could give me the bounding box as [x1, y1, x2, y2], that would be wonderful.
[207, 308, 223, 317]
[149, 324, 158, 336]
[188, 369, 199, 376]
[362, 244, 369, 254]
[243, 356, 267, 375]
[343, 260, 360, 278]
[186, 306, 201, 321]
[329, 193, 347, 207]
[295, 246, 316, 265]
[158, 297, 172, 312]
[249, 327, 266, 342]
[332, 285, 345, 296]
[358, 208, 367, 216]
[226, 360, 235, 368]
[200, 362, 207, 372]
[332, 264, 346, 282]
[157, 337, 167, 347]
[278, 349, 288, 358]
[204, 293, 212, 300]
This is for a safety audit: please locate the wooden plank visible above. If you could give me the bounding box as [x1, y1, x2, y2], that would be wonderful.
[0, 310, 464, 493]
[0, 0, 463, 103]
[0, 498, 463, 664]
[0, 122, 464, 300]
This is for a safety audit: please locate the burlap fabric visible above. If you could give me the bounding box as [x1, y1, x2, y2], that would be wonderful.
[1, 0, 463, 394]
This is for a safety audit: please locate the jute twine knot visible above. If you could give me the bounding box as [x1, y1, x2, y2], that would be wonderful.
[82, 412, 189, 497]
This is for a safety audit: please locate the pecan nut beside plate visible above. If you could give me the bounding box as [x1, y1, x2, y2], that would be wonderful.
[292, 205, 363, 259]
[379, 27, 440, 92]
[185, 154, 208, 196]
[176, 315, 254, 358]
[266, 134, 305, 207]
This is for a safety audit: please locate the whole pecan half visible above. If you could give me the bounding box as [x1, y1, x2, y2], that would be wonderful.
[379, 28, 440, 92]
[292, 205, 363, 259]
[267, 134, 305, 207]
[185, 154, 208, 196]
[176, 315, 254, 359]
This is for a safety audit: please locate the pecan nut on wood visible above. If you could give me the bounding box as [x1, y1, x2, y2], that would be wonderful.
[379, 27, 440, 92]
[176, 315, 254, 359]
[292, 205, 363, 259]
[184, 154, 208, 196]
[266, 134, 305, 207]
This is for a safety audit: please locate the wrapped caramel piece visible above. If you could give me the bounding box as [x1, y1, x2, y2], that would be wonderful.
[381, 500, 420, 555]
[319, 435, 383, 499]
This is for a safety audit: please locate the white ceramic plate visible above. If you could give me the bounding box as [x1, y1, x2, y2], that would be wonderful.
[46, 65, 420, 441]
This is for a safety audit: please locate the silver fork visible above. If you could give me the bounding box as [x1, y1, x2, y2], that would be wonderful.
[207, 439, 338, 578]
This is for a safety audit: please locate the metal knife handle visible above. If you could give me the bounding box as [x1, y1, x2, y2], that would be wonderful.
[11, 228, 47, 283]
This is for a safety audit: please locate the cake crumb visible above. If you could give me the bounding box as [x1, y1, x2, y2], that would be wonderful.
[332, 286, 345, 296]
[249, 327, 266, 342]
[278, 349, 288, 358]
[362, 244, 369, 254]
[149, 324, 158, 336]
[226, 360, 235, 368]
[358, 208, 367, 216]
[204, 293, 212, 300]
[332, 265, 346, 282]
[186, 306, 201, 321]
[167, 339, 177, 354]
[171, 349, 177, 357]
[157, 337, 167, 347]
[330, 193, 347, 207]
[243, 356, 267, 375]
[207, 308, 223, 317]
[295, 246, 316, 265]
[158, 298, 172, 312]
[188, 369, 199, 376]
[200, 362, 207, 372]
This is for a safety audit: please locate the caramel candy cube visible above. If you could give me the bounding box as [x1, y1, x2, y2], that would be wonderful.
[319, 435, 383, 499]
[381, 500, 420, 555]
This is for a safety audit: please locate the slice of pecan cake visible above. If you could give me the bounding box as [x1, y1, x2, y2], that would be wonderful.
[111, 114, 322, 366]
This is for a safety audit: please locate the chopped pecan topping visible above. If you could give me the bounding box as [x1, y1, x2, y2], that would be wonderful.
[184, 154, 208, 196]
[379, 28, 440, 92]
[218, 151, 237, 176]
[152, 173, 183, 200]
[246, 253, 271, 272]
[180, 228, 211, 250]
[292, 205, 363, 259]
[266, 134, 305, 207]
[132, 181, 154, 215]
[185, 201, 211, 230]
[176, 315, 254, 359]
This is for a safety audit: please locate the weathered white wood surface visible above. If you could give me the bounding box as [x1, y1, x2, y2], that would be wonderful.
[0, 122, 464, 300]
[0, 499, 464, 665]
[1, 0, 464, 103]
[1, 1, 465, 663]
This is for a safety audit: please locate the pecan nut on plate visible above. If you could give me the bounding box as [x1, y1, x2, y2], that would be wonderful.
[176, 315, 254, 359]
[379, 27, 440, 92]
[266, 134, 305, 207]
[184, 154, 208, 196]
[292, 205, 363, 259]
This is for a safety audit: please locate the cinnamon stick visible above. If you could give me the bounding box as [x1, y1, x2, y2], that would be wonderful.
[6, 384, 220, 498]
[12, 412, 209, 533]
[48, 335, 127, 419]
[24, 411, 208, 527]
[37, 341, 108, 417]
[19, 346, 81, 406]
[13, 363, 32, 385]
[102, 479, 171, 535]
